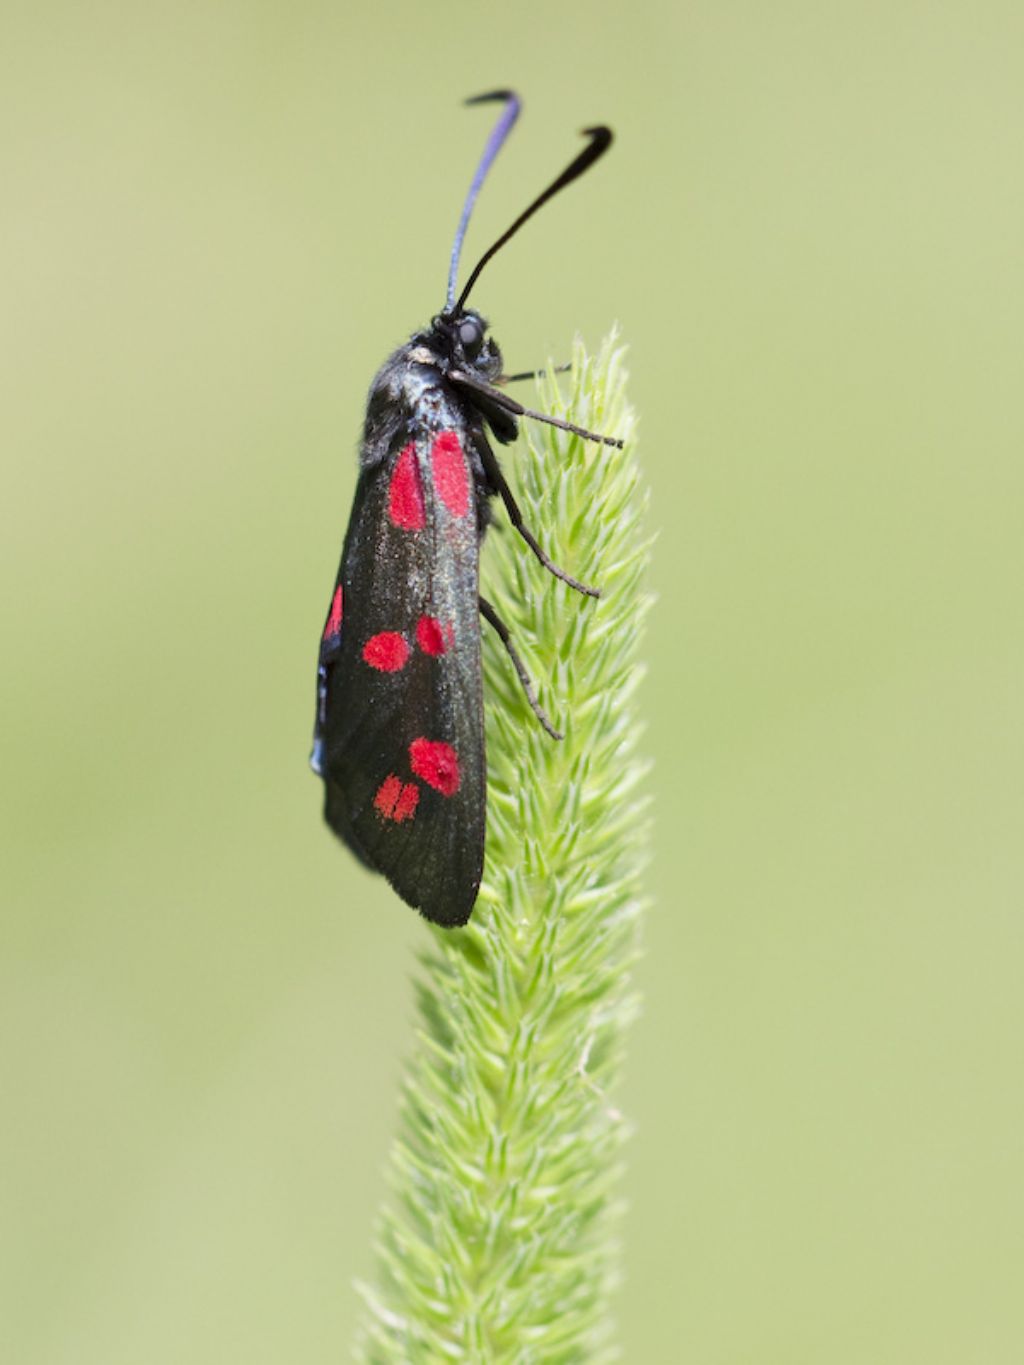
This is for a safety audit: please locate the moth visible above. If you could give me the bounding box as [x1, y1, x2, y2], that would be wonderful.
[312, 90, 621, 926]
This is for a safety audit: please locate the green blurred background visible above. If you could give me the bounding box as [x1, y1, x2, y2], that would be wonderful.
[3, 1, 1022, 1360]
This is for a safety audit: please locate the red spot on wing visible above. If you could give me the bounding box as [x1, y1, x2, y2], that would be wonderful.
[323, 585, 343, 640]
[416, 614, 448, 656]
[388, 442, 426, 530]
[374, 775, 401, 816]
[362, 631, 410, 672]
[374, 774, 419, 823]
[409, 737, 460, 797]
[430, 431, 469, 518]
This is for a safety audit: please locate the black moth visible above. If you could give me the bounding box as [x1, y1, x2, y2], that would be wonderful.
[312, 90, 621, 927]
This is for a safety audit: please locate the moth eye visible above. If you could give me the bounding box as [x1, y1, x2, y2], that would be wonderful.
[459, 319, 483, 358]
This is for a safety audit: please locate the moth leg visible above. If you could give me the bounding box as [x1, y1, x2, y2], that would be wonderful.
[498, 362, 571, 385]
[479, 595, 562, 741]
[450, 367, 623, 448]
[475, 430, 600, 599]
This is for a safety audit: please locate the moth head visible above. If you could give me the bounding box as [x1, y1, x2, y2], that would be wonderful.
[436, 309, 502, 378]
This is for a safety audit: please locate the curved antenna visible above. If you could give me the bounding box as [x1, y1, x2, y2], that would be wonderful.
[446, 91, 522, 312]
[451, 125, 613, 316]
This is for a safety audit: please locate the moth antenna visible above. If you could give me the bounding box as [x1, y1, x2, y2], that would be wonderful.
[451, 125, 613, 315]
[446, 90, 522, 312]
